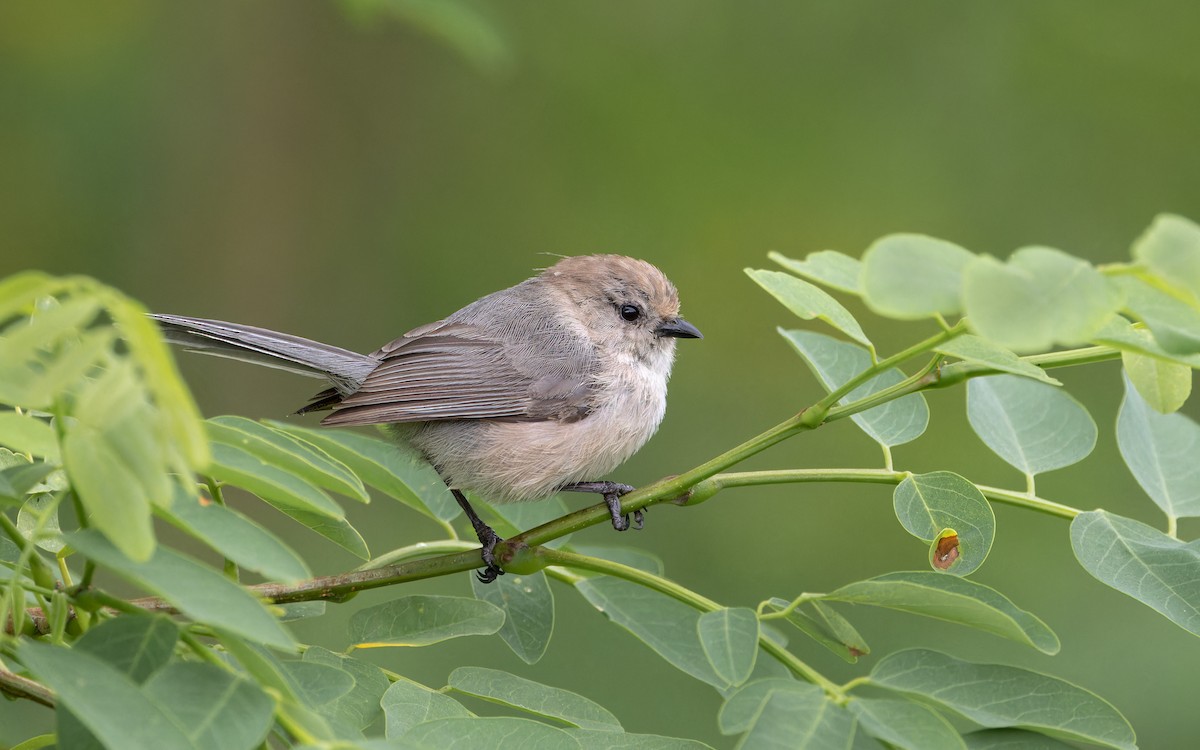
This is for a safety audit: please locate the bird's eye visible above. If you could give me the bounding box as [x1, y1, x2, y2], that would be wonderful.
[619, 304, 641, 322]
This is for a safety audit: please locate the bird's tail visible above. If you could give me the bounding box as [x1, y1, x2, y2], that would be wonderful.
[149, 313, 377, 395]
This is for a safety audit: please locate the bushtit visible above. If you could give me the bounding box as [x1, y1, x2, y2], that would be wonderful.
[151, 255, 701, 582]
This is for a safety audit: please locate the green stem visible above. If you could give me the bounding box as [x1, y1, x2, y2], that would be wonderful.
[538, 548, 843, 697]
[704, 468, 1082, 519]
[813, 321, 966, 417]
[205, 478, 239, 581]
[355, 540, 477, 571]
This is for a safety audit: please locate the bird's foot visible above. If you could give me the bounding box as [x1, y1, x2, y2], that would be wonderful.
[561, 481, 641, 532]
[475, 526, 505, 584]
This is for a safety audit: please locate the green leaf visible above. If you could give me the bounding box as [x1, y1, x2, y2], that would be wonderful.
[348, 595, 504, 648]
[848, 697, 965, 750]
[0, 412, 60, 461]
[269, 421, 460, 522]
[1132, 213, 1200, 302]
[17, 494, 64, 553]
[21, 329, 115, 412]
[62, 427, 156, 562]
[110, 296, 210, 468]
[962, 247, 1122, 353]
[967, 375, 1096, 475]
[780, 329, 929, 447]
[1122, 346, 1192, 414]
[449, 666, 622, 731]
[861, 234, 975, 319]
[0, 271, 58, 322]
[719, 679, 855, 748]
[160, 484, 310, 582]
[209, 416, 368, 502]
[402, 717, 581, 748]
[962, 728, 1078, 749]
[69, 529, 295, 649]
[282, 661, 356, 711]
[206, 426, 345, 519]
[893, 472, 995, 576]
[18, 641, 194, 750]
[144, 663, 274, 750]
[574, 576, 725, 689]
[471, 570, 555, 664]
[869, 649, 1135, 750]
[697, 608, 759, 688]
[935, 335, 1060, 385]
[0, 451, 59, 504]
[769, 250, 863, 294]
[763, 598, 866, 664]
[1114, 274, 1200, 355]
[566, 730, 714, 749]
[0, 296, 103, 371]
[1071, 510, 1200, 636]
[382, 679, 473, 738]
[1117, 374, 1200, 520]
[748, 269, 872, 348]
[1092, 317, 1200, 367]
[825, 571, 1059, 654]
[302, 646, 391, 731]
[277, 506, 370, 559]
[75, 613, 179, 683]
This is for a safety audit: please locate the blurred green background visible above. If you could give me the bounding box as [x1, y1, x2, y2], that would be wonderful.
[3, 1, 1199, 746]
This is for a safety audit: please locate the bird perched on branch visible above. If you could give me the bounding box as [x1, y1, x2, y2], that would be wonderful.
[152, 255, 701, 582]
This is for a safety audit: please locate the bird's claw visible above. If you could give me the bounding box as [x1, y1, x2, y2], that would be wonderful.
[474, 528, 505, 584]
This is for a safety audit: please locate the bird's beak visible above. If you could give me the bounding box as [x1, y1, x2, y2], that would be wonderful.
[656, 317, 703, 339]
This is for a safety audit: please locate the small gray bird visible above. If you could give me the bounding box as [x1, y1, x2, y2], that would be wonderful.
[151, 255, 701, 582]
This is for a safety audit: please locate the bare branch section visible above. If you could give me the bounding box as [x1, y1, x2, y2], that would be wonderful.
[0, 666, 55, 708]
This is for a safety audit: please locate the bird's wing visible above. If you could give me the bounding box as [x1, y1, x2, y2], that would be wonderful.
[316, 321, 595, 426]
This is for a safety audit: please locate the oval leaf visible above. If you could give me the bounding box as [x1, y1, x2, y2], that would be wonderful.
[1113, 274, 1200, 355]
[893, 472, 995, 576]
[967, 375, 1096, 476]
[403, 716, 581, 748]
[209, 416, 368, 503]
[162, 485, 310, 582]
[763, 597, 867, 664]
[449, 666, 621, 731]
[780, 329, 929, 447]
[962, 247, 1122, 353]
[748, 269, 872, 348]
[826, 571, 1059, 654]
[269, 421, 461, 522]
[962, 728, 1079, 749]
[1132, 213, 1200, 302]
[75, 614, 179, 683]
[1122, 349, 1191, 414]
[1071, 510, 1200, 636]
[144, 663, 274, 750]
[1117, 374, 1200, 521]
[769, 250, 863, 295]
[382, 679, 473, 738]
[574, 577, 725, 689]
[302, 646, 391, 731]
[697, 608, 759, 688]
[17, 641, 194, 750]
[848, 696, 965, 750]
[719, 679, 855, 747]
[349, 595, 504, 648]
[0, 411, 60, 461]
[870, 649, 1135, 750]
[935, 335, 1060, 386]
[861, 234, 975, 319]
[69, 529, 295, 649]
[471, 570, 555, 665]
[206, 430, 345, 520]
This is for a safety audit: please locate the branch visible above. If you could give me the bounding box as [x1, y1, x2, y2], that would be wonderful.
[0, 666, 54, 708]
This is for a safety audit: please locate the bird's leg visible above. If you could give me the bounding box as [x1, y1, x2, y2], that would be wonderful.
[450, 488, 504, 584]
[561, 481, 643, 531]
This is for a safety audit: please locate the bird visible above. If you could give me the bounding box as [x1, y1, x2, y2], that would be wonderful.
[151, 254, 702, 582]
